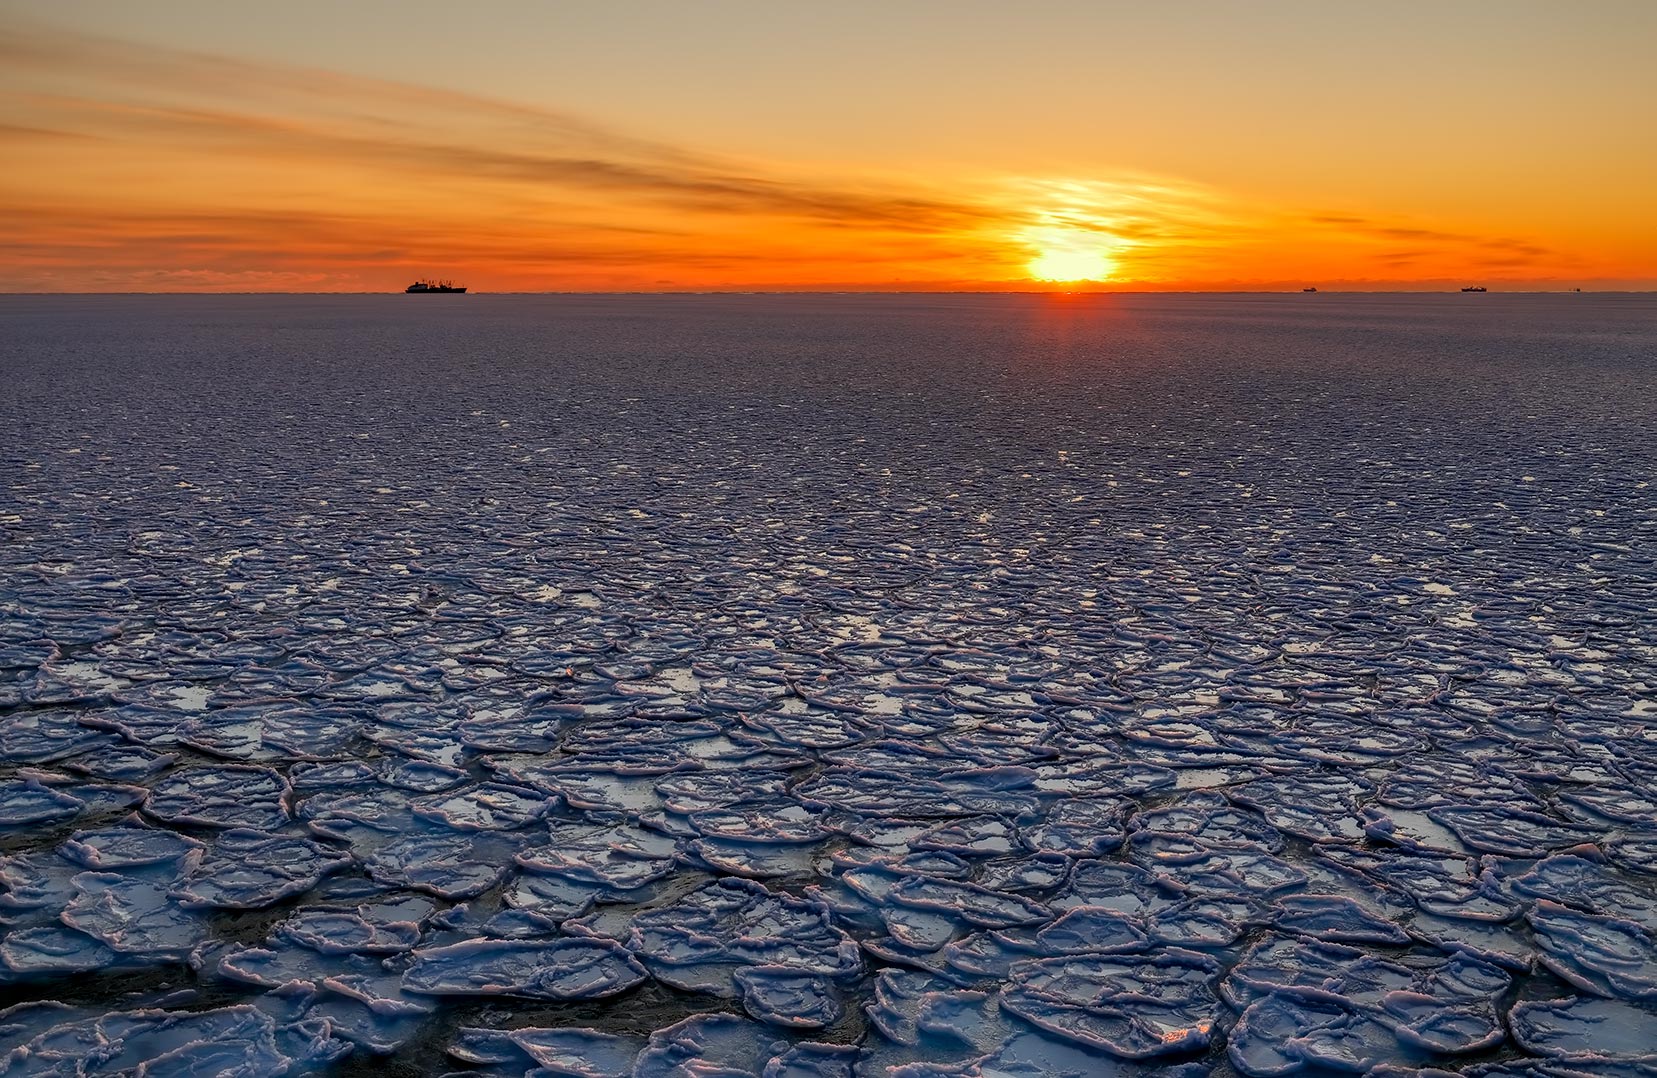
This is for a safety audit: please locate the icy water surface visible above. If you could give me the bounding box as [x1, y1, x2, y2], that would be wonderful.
[0, 293, 1654, 1076]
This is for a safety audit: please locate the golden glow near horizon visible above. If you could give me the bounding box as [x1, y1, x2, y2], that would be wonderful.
[1025, 230, 1117, 283]
[1027, 245, 1114, 283]
[0, 3, 1653, 292]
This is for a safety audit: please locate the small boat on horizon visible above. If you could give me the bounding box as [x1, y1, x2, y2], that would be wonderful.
[1460, 286, 1487, 293]
[1302, 287, 1318, 293]
[405, 280, 467, 294]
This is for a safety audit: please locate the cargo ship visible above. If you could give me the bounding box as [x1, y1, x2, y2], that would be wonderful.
[405, 280, 467, 293]
[1460, 286, 1487, 293]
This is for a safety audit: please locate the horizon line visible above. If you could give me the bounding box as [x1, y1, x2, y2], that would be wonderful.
[4, 288, 1654, 297]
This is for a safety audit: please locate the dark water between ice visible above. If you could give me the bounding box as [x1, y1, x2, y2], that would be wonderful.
[0, 293, 1654, 1076]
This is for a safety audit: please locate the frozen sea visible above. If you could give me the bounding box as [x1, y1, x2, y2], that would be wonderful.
[0, 292, 1654, 1077]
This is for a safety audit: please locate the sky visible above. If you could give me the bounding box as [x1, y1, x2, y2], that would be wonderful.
[2, 1, 1654, 292]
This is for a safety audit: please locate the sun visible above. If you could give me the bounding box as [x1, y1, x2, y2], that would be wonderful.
[1028, 246, 1114, 282]
[1016, 203, 1128, 283]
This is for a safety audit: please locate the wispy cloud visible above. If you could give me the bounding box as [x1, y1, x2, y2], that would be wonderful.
[2, 21, 1009, 243]
[1306, 213, 1555, 267]
[0, 18, 1588, 290]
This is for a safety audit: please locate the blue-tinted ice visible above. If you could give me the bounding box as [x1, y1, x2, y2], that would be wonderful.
[1, 293, 1654, 1073]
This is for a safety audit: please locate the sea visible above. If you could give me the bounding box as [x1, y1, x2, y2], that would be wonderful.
[0, 292, 1653, 1075]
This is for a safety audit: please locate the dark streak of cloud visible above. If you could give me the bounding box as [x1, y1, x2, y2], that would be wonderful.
[0, 121, 93, 140]
[1309, 211, 1553, 262]
[3, 20, 1012, 237]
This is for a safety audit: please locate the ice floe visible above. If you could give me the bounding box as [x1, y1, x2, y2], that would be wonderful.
[402, 937, 647, 1000]
[1, 294, 1652, 1072]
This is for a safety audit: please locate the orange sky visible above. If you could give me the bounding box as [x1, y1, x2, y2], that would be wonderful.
[2, 3, 1654, 292]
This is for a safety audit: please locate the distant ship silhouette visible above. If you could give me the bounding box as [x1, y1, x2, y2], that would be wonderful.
[1460, 285, 1487, 293]
[1302, 287, 1318, 293]
[405, 279, 467, 293]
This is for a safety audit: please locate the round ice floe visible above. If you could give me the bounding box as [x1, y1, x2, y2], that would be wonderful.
[62, 872, 210, 957]
[517, 816, 679, 889]
[170, 829, 352, 909]
[978, 853, 1071, 893]
[765, 1040, 862, 1078]
[0, 1003, 348, 1077]
[943, 931, 1044, 981]
[79, 704, 188, 749]
[866, 967, 1005, 1054]
[1028, 761, 1179, 800]
[0, 779, 84, 826]
[1129, 790, 1283, 852]
[892, 849, 975, 879]
[1223, 936, 1511, 1067]
[987, 1026, 1212, 1078]
[492, 761, 669, 813]
[363, 832, 516, 898]
[1226, 937, 1510, 1008]
[447, 1026, 526, 1066]
[508, 1026, 647, 1077]
[1509, 995, 1657, 1060]
[0, 924, 116, 974]
[0, 849, 81, 917]
[0, 710, 116, 763]
[1032, 906, 1149, 954]
[1022, 799, 1130, 857]
[409, 781, 553, 831]
[1382, 991, 1505, 1055]
[688, 836, 820, 878]
[144, 764, 290, 830]
[503, 870, 603, 920]
[1150, 898, 1254, 948]
[913, 815, 1025, 856]
[279, 909, 422, 955]
[797, 767, 1040, 820]
[61, 827, 203, 870]
[632, 1013, 777, 1078]
[1527, 900, 1657, 999]
[1052, 860, 1181, 917]
[177, 703, 364, 761]
[69, 781, 147, 817]
[296, 784, 417, 844]
[1427, 804, 1601, 857]
[329, 969, 440, 1021]
[628, 877, 861, 999]
[688, 799, 826, 844]
[472, 905, 557, 939]
[735, 964, 842, 1028]
[887, 875, 1050, 929]
[1000, 951, 1221, 1059]
[290, 760, 379, 792]
[63, 744, 177, 781]
[217, 941, 353, 990]
[1272, 894, 1410, 944]
[1316, 845, 1516, 922]
[1508, 854, 1657, 930]
[456, 703, 576, 753]
[402, 937, 646, 1000]
[880, 901, 966, 952]
[655, 769, 793, 812]
[1408, 912, 1534, 971]
[380, 759, 469, 792]
[1228, 773, 1372, 842]
[1129, 835, 1307, 897]
[1228, 993, 1398, 1076]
